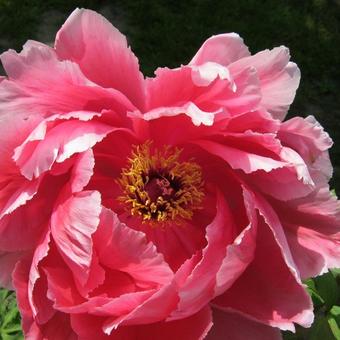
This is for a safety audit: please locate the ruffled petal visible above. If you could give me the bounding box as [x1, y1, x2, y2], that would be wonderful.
[273, 186, 340, 278]
[14, 118, 113, 180]
[214, 211, 313, 331]
[55, 8, 145, 110]
[278, 115, 333, 182]
[0, 41, 136, 118]
[169, 192, 236, 319]
[190, 33, 250, 66]
[51, 190, 101, 286]
[229, 46, 300, 120]
[93, 208, 174, 287]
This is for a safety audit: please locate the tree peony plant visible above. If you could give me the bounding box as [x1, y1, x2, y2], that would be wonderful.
[0, 8, 339, 340]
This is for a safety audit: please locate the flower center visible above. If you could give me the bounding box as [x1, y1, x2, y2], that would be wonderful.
[118, 142, 204, 224]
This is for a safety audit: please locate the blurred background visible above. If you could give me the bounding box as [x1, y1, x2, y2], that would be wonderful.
[0, 0, 339, 193]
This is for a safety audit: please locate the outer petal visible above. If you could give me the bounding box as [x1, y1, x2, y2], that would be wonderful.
[0, 251, 27, 289]
[55, 8, 145, 110]
[214, 213, 313, 331]
[229, 47, 300, 120]
[190, 33, 250, 66]
[13, 257, 76, 339]
[71, 306, 213, 340]
[14, 118, 113, 180]
[278, 115, 333, 182]
[0, 41, 136, 118]
[25, 312, 77, 340]
[51, 191, 101, 286]
[273, 187, 340, 278]
[207, 308, 282, 340]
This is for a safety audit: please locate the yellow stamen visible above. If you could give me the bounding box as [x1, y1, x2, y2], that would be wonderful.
[117, 141, 204, 224]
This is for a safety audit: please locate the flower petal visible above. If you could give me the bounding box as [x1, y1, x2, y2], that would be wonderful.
[14, 119, 113, 180]
[273, 186, 340, 278]
[170, 192, 236, 319]
[51, 190, 101, 286]
[229, 46, 300, 120]
[214, 212, 313, 331]
[93, 208, 174, 287]
[190, 33, 250, 66]
[0, 251, 27, 289]
[207, 308, 282, 340]
[0, 41, 136, 118]
[55, 8, 145, 110]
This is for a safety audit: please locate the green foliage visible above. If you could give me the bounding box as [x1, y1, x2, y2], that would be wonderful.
[0, 289, 23, 340]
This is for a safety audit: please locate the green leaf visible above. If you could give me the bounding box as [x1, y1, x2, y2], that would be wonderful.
[309, 317, 335, 340]
[314, 272, 339, 310]
[2, 324, 23, 334]
[305, 278, 325, 307]
[2, 304, 20, 328]
[331, 268, 340, 278]
[330, 306, 340, 323]
[328, 316, 340, 340]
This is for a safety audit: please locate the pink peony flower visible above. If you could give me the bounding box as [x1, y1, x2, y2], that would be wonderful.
[0, 8, 339, 340]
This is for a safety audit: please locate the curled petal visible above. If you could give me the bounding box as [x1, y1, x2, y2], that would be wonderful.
[51, 191, 101, 286]
[229, 47, 300, 120]
[190, 33, 250, 66]
[55, 8, 145, 110]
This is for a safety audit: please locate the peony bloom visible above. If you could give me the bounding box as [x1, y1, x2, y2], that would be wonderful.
[0, 8, 339, 340]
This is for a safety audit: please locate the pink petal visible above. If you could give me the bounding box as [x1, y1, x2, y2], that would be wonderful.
[0, 251, 27, 289]
[0, 198, 46, 252]
[279, 116, 333, 159]
[224, 109, 280, 134]
[207, 308, 282, 340]
[124, 216, 207, 271]
[0, 175, 40, 218]
[170, 192, 237, 319]
[0, 42, 136, 118]
[279, 115, 333, 181]
[215, 66, 261, 115]
[0, 103, 42, 217]
[51, 190, 101, 286]
[190, 33, 250, 66]
[28, 230, 52, 318]
[214, 212, 313, 331]
[55, 8, 145, 110]
[214, 188, 258, 296]
[13, 258, 35, 334]
[229, 47, 300, 120]
[68, 149, 95, 193]
[71, 306, 212, 340]
[248, 165, 315, 201]
[141, 102, 218, 127]
[194, 137, 286, 174]
[93, 208, 174, 287]
[273, 187, 340, 278]
[14, 119, 113, 180]
[136, 306, 213, 340]
[190, 62, 234, 87]
[26, 312, 77, 340]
